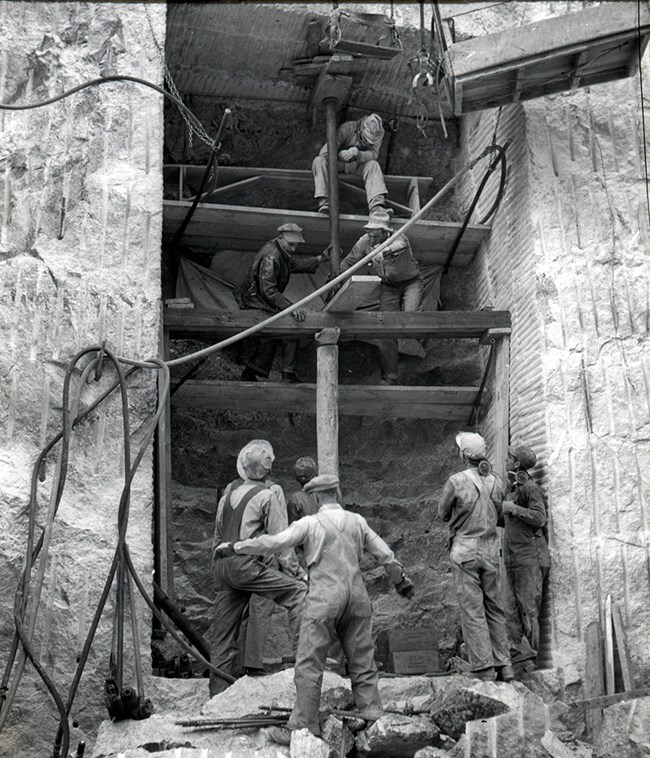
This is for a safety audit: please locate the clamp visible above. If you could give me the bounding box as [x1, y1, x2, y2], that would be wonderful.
[409, 49, 436, 88]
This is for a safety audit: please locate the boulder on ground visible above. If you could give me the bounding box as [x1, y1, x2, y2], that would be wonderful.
[290, 728, 330, 758]
[594, 696, 650, 757]
[321, 715, 355, 756]
[355, 714, 439, 757]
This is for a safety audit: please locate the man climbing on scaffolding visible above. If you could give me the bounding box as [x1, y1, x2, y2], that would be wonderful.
[236, 223, 329, 383]
[337, 208, 423, 384]
[437, 432, 514, 682]
[215, 473, 415, 745]
[210, 440, 307, 695]
[502, 444, 550, 672]
[312, 112, 388, 215]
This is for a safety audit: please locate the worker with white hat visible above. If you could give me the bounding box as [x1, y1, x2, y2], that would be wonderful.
[502, 445, 550, 671]
[337, 208, 423, 384]
[215, 473, 415, 744]
[236, 224, 329, 382]
[209, 440, 307, 696]
[312, 113, 388, 214]
[437, 432, 514, 682]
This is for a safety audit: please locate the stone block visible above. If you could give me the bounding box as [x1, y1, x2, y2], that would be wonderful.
[413, 748, 450, 758]
[594, 697, 650, 757]
[355, 714, 439, 758]
[321, 684, 354, 711]
[290, 728, 330, 758]
[321, 715, 355, 757]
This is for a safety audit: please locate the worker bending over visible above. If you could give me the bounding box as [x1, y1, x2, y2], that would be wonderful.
[339, 209, 423, 384]
[237, 223, 329, 383]
[216, 474, 415, 744]
[503, 445, 550, 671]
[312, 113, 388, 215]
[210, 441, 307, 695]
[437, 432, 514, 682]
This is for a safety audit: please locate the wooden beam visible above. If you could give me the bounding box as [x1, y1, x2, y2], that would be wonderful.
[570, 50, 589, 90]
[189, 176, 262, 203]
[163, 309, 512, 340]
[324, 275, 380, 312]
[316, 328, 340, 476]
[493, 333, 510, 480]
[339, 180, 413, 216]
[570, 687, 650, 713]
[611, 600, 634, 692]
[407, 178, 421, 215]
[171, 380, 479, 420]
[164, 164, 434, 196]
[604, 595, 615, 696]
[584, 621, 604, 737]
[162, 201, 489, 265]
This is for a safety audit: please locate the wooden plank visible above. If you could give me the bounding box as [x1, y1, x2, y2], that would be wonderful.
[584, 621, 604, 738]
[492, 334, 510, 480]
[171, 380, 479, 420]
[391, 650, 440, 674]
[570, 687, 650, 713]
[162, 201, 489, 265]
[324, 38, 402, 60]
[324, 275, 380, 312]
[611, 601, 634, 692]
[446, 3, 650, 78]
[604, 595, 615, 696]
[407, 178, 420, 215]
[163, 309, 512, 340]
[164, 165, 433, 195]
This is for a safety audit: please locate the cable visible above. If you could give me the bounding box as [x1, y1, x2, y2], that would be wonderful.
[0, 75, 219, 151]
[443, 1, 509, 20]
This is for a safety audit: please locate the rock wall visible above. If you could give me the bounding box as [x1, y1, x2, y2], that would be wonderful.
[459, 51, 650, 689]
[0, 3, 165, 756]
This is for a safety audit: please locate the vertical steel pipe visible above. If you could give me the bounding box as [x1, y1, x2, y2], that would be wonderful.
[324, 96, 341, 275]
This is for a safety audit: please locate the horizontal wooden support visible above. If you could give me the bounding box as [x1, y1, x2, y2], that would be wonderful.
[172, 380, 478, 419]
[162, 201, 489, 265]
[569, 687, 650, 713]
[164, 309, 512, 340]
[324, 275, 380, 312]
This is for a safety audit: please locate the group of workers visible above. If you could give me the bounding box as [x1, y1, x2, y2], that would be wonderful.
[236, 113, 424, 386]
[209, 432, 550, 745]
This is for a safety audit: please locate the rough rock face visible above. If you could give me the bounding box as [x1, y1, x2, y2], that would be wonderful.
[355, 713, 439, 757]
[0, 2, 165, 757]
[594, 696, 650, 757]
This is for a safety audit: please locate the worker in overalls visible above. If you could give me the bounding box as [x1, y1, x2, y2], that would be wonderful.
[215, 474, 415, 743]
[502, 445, 550, 671]
[338, 209, 423, 384]
[437, 432, 514, 682]
[209, 441, 307, 696]
[312, 113, 388, 215]
[219, 440, 302, 677]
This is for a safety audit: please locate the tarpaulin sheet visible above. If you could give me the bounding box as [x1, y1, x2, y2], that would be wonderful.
[176, 252, 442, 356]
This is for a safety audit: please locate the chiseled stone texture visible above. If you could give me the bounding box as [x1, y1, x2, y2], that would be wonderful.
[594, 696, 650, 758]
[0, 2, 164, 757]
[461, 10, 650, 689]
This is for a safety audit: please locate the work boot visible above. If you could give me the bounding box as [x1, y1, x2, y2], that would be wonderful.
[243, 666, 265, 677]
[317, 198, 329, 215]
[241, 367, 258, 382]
[380, 376, 398, 386]
[495, 664, 515, 683]
[368, 194, 387, 213]
[268, 726, 292, 746]
[470, 667, 495, 681]
[282, 370, 302, 383]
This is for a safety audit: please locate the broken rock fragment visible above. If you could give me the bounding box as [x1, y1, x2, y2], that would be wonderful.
[355, 713, 439, 757]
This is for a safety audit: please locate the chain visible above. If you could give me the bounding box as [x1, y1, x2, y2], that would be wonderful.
[143, 4, 217, 150]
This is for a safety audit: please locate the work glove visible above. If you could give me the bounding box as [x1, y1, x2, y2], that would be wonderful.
[501, 498, 516, 515]
[320, 244, 332, 263]
[395, 575, 415, 599]
[292, 309, 306, 322]
[338, 147, 358, 162]
[214, 542, 236, 558]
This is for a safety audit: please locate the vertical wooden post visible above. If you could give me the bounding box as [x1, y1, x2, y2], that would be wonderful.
[315, 327, 340, 477]
[493, 333, 510, 479]
[154, 319, 174, 599]
[324, 97, 341, 275]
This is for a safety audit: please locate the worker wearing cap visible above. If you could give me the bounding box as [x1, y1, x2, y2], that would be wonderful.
[437, 432, 514, 682]
[286, 456, 319, 524]
[219, 441, 303, 677]
[312, 113, 388, 215]
[502, 445, 550, 670]
[236, 224, 329, 382]
[338, 208, 423, 384]
[209, 440, 307, 696]
[215, 473, 415, 743]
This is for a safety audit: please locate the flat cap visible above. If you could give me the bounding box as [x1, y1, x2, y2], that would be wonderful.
[509, 445, 537, 471]
[277, 223, 305, 243]
[303, 474, 340, 494]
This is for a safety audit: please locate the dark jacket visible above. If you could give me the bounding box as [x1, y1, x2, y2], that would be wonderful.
[503, 479, 550, 569]
[236, 239, 321, 312]
[340, 233, 420, 285]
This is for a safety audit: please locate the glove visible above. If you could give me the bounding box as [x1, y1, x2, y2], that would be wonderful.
[320, 244, 332, 263]
[338, 147, 358, 162]
[215, 542, 236, 558]
[501, 499, 516, 515]
[395, 575, 415, 599]
[292, 309, 306, 322]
